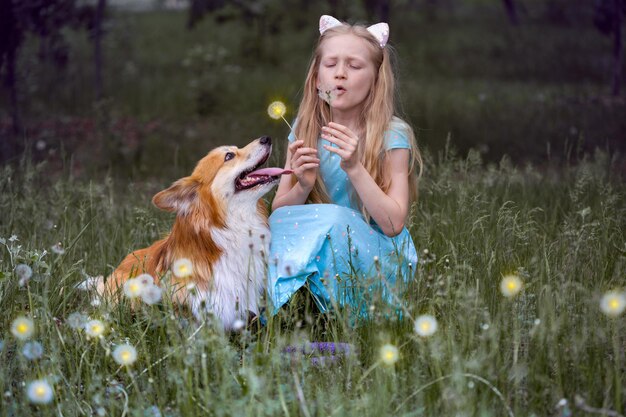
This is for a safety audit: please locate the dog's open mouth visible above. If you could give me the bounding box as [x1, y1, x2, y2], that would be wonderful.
[235, 155, 292, 191]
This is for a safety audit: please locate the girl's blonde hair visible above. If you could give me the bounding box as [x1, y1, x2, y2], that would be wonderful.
[294, 21, 423, 220]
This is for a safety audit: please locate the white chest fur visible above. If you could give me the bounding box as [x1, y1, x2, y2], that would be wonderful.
[187, 203, 269, 330]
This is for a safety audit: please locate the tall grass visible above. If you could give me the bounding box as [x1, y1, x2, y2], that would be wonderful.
[0, 147, 624, 416]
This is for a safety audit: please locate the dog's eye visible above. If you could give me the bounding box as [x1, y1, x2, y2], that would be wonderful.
[224, 152, 235, 162]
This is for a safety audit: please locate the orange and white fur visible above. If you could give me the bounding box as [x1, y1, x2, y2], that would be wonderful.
[86, 136, 290, 330]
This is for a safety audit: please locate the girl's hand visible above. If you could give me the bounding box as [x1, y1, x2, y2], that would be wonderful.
[321, 122, 360, 172]
[288, 140, 319, 191]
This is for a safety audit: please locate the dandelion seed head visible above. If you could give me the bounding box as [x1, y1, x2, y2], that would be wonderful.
[85, 319, 105, 338]
[500, 274, 523, 298]
[113, 344, 137, 366]
[123, 278, 144, 299]
[232, 319, 245, 331]
[172, 258, 193, 278]
[600, 291, 626, 317]
[317, 85, 338, 105]
[380, 344, 399, 365]
[22, 341, 44, 360]
[414, 315, 438, 337]
[51, 242, 65, 255]
[15, 264, 33, 286]
[141, 285, 163, 305]
[67, 312, 87, 330]
[137, 273, 154, 287]
[11, 316, 35, 340]
[145, 405, 163, 417]
[26, 380, 53, 404]
[267, 101, 286, 120]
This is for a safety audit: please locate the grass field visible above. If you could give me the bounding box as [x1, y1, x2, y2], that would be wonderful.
[0, 146, 624, 416]
[1, 2, 625, 415]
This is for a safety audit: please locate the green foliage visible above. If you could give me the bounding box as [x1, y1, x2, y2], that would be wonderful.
[2, 3, 624, 170]
[0, 148, 624, 416]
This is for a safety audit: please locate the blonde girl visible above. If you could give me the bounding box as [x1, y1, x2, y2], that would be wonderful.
[268, 15, 422, 315]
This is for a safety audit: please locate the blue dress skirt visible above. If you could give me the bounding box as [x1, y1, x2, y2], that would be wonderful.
[267, 119, 418, 315]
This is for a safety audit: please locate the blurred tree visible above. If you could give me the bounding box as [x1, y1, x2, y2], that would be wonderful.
[0, 0, 103, 161]
[502, 0, 519, 25]
[363, 0, 390, 23]
[594, 0, 625, 96]
[188, 0, 290, 62]
[0, 0, 21, 141]
[93, 0, 107, 101]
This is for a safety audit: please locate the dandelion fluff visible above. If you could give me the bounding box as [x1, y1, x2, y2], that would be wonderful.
[141, 285, 163, 305]
[26, 380, 53, 404]
[600, 291, 626, 317]
[15, 264, 33, 286]
[500, 274, 523, 298]
[380, 344, 399, 365]
[137, 273, 154, 286]
[11, 316, 35, 340]
[172, 258, 193, 278]
[123, 278, 144, 299]
[267, 101, 286, 120]
[84, 319, 105, 338]
[22, 341, 44, 360]
[113, 344, 137, 366]
[67, 312, 87, 330]
[414, 315, 438, 337]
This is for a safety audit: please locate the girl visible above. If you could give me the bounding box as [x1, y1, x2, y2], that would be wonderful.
[268, 15, 422, 317]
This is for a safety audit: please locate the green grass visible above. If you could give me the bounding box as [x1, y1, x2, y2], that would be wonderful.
[0, 147, 624, 416]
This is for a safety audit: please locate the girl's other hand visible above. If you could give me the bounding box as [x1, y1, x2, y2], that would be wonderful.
[321, 123, 360, 172]
[288, 140, 319, 191]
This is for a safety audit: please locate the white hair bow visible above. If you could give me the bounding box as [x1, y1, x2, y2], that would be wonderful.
[319, 15, 389, 48]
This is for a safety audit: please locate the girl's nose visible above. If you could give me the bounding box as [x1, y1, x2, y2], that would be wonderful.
[334, 63, 346, 79]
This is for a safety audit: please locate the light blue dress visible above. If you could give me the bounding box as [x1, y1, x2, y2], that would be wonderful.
[268, 120, 418, 316]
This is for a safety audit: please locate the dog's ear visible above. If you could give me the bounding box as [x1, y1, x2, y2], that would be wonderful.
[152, 177, 199, 214]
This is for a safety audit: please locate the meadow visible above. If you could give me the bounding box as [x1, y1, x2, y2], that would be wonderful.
[0, 145, 624, 416]
[1, 1, 625, 415]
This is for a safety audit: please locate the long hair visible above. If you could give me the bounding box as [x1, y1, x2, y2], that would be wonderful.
[294, 21, 423, 220]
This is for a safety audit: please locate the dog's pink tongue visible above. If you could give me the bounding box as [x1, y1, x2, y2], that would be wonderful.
[248, 167, 293, 177]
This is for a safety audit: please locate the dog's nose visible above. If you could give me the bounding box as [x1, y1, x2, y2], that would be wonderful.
[260, 136, 271, 145]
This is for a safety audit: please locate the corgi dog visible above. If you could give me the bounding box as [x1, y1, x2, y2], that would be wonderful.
[87, 136, 291, 330]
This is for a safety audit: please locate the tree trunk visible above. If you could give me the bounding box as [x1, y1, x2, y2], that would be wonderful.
[363, 0, 390, 23]
[93, 0, 106, 101]
[611, 0, 623, 96]
[7, 45, 20, 136]
[502, 0, 519, 25]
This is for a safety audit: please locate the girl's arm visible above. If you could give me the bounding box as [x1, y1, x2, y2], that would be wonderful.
[321, 122, 410, 237]
[343, 149, 409, 237]
[271, 140, 320, 210]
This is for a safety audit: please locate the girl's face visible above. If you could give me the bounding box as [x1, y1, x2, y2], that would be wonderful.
[317, 34, 377, 115]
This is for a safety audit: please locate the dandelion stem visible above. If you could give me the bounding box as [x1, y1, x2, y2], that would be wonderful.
[280, 116, 298, 141]
[393, 373, 515, 417]
[356, 361, 381, 387]
[292, 369, 312, 417]
[128, 321, 206, 389]
[613, 323, 623, 414]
